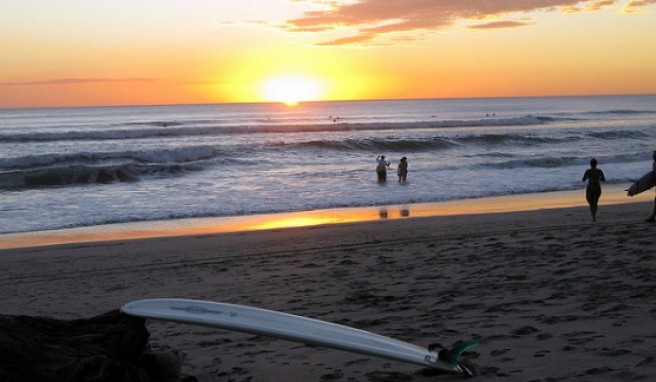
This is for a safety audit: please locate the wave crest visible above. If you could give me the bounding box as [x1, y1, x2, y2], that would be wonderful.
[0, 115, 553, 143]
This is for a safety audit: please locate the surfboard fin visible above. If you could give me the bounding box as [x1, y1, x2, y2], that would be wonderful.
[448, 339, 479, 362]
[428, 339, 479, 377]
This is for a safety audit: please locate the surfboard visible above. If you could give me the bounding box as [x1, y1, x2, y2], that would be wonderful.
[627, 171, 655, 196]
[121, 298, 477, 376]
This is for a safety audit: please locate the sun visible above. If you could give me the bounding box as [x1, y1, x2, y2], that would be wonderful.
[261, 76, 323, 106]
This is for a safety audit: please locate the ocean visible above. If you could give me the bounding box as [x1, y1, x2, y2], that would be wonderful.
[1, 95, 655, 234]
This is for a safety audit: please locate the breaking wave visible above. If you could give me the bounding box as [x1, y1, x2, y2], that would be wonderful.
[0, 145, 229, 190]
[0, 115, 553, 143]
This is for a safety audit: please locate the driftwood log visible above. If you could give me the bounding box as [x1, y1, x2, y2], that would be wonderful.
[0, 310, 196, 382]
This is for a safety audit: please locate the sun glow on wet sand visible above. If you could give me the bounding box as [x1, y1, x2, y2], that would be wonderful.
[261, 76, 323, 106]
[0, 184, 647, 250]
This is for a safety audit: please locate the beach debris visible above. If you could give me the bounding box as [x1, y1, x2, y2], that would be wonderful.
[0, 310, 196, 382]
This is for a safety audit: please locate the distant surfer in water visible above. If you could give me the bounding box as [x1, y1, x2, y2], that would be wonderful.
[397, 157, 408, 184]
[646, 151, 656, 223]
[376, 155, 390, 182]
[582, 158, 605, 222]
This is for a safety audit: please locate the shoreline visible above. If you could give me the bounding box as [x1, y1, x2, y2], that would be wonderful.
[1, 184, 653, 250]
[1, 185, 655, 381]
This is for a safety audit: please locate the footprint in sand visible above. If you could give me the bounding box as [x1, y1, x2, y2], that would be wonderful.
[365, 371, 412, 381]
[490, 348, 511, 356]
[534, 349, 551, 357]
[320, 371, 344, 380]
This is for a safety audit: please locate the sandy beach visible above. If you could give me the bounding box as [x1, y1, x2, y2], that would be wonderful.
[1, 197, 655, 381]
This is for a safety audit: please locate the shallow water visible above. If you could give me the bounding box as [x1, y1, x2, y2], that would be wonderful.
[1, 95, 655, 234]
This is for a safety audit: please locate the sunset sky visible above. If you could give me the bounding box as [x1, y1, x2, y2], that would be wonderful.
[1, 0, 655, 108]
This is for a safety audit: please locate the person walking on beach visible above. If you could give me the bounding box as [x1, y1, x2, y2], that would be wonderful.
[376, 155, 390, 182]
[646, 151, 656, 223]
[582, 158, 605, 222]
[397, 157, 408, 184]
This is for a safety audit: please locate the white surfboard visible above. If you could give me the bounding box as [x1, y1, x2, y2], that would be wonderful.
[627, 171, 655, 196]
[121, 298, 477, 376]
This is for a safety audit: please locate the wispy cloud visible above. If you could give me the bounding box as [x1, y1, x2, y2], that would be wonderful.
[0, 78, 155, 86]
[623, 0, 656, 13]
[468, 20, 533, 30]
[278, 0, 650, 46]
[562, 0, 616, 13]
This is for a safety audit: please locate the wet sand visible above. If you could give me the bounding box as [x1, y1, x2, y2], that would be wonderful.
[0, 184, 645, 250]
[1, 192, 655, 381]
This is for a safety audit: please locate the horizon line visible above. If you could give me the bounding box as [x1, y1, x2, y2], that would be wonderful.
[1, 92, 655, 111]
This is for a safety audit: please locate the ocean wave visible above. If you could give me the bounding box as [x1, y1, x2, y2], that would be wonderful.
[267, 126, 570, 153]
[0, 115, 553, 143]
[0, 162, 206, 190]
[267, 130, 565, 152]
[580, 109, 656, 116]
[454, 133, 567, 146]
[484, 156, 583, 169]
[124, 120, 185, 127]
[281, 137, 456, 152]
[0, 126, 221, 143]
[0, 145, 224, 171]
[481, 153, 643, 170]
[587, 130, 649, 140]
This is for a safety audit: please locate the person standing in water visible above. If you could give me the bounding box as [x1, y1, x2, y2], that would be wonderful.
[397, 157, 408, 183]
[646, 151, 656, 223]
[376, 155, 390, 182]
[582, 158, 605, 222]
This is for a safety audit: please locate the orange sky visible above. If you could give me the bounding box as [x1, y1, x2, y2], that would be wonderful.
[1, 0, 655, 108]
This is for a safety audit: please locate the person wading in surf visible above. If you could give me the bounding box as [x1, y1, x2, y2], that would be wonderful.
[397, 157, 408, 184]
[376, 155, 390, 182]
[582, 158, 605, 222]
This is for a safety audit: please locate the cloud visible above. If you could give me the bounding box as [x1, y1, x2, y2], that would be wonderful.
[0, 78, 154, 86]
[282, 0, 631, 46]
[624, 0, 656, 13]
[468, 20, 533, 30]
[562, 0, 616, 13]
